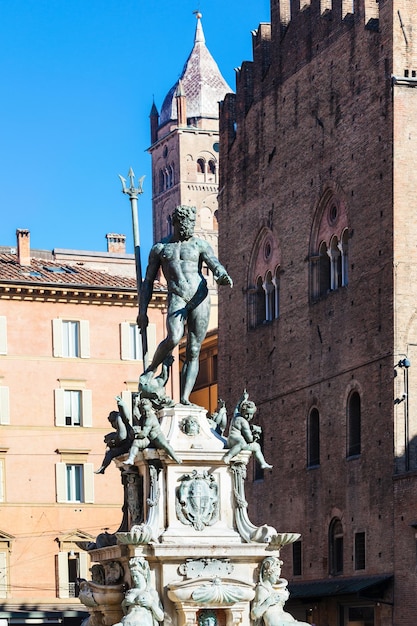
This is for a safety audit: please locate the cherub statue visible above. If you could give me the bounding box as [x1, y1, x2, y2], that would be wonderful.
[95, 397, 134, 474]
[138, 355, 176, 410]
[123, 398, 181, 465]
[222, 392, 272, 468]
[113, 557, 164, 626]
[251, 557, 309, 626]
[207, 398, 227, 436]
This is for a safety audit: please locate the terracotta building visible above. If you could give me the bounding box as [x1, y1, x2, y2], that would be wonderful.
[149, 14, 232, 413]
[218, 1, 417, 625]
[0, 229, 168, 625]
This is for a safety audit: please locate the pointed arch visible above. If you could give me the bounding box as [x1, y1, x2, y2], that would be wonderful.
[247, 228, 281, 329]
[309, 183, 349, 301]
[329, 518, 344, 575]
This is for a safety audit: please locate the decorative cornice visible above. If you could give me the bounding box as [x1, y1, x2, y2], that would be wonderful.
[0, 283, 167, 307]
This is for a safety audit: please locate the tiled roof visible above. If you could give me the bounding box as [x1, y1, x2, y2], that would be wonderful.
[0, 252, 165, 292]
[159, 17, 233, 125]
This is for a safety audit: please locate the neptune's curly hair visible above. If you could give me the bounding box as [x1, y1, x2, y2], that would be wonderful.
[172, 205, 196, 223]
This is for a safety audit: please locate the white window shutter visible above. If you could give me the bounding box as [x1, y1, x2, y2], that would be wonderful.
[0, 551, 7, 599]
[120, 322, 130, 360]
[147, 323, 157, 361]
[54, 389, 66, 427]
[0, 317, 7, 355]
[79, 320, 90, 358]
[55, 463, 67, 503]
[57, 551, 69, 598]
[82, 389, 93, 427]
[0, 460, 4, 502]
[52, 319, 63, 357]
[83, 463, 94, 503]
[0, 387, 10, 425]
[79, 551, 89, 579]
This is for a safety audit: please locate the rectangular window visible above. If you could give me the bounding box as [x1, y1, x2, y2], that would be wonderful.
[66, 464, 83, 502]
[0, 317, 7, 355]
[64, 390, 81, 426]
[120, 321, 156, 361]
[57, 550, 89, 599]
[293, 540, 302, 576]
[354, 532, 366, 570]
[62, 321, 80, 357]
[52, 319, 90, 358]
[0, 551, 7, 599]
[0, 459, 5, 502]
[56, 461, 94, 503]
[129, 323, 141, 360]
[0, 387, 10, 425]
[55, 387, 92, 427]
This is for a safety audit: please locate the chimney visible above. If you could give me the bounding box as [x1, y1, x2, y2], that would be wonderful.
[16, 229, 31, 266]
[106, 233, 126, 254]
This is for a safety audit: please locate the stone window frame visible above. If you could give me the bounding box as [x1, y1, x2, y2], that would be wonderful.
[54, 379, 92, 428]
[354, 530, 366, 570]
[0, 384, 10, 425]
[0, 531, 14, 599]
[120, 321, 157, 362]
[52, 318, 90, 359]
[55, 449, 94, 504]
[0, 316, 7, 355]
[309, 184, 349, 302]
[247, 228, 281, 330]
[307, 406, 320, 468]
[55, 531, 92, 599]
[329, 517, 344, 575]
[347, 390, 361, 458]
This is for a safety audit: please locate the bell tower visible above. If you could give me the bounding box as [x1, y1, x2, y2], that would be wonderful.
[148, 13, 232, 259]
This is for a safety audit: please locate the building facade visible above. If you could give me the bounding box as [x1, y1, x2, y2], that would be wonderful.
[218, 1, 417, 625]
[149, 14, 232, 412]
[0, 229, 168, 625]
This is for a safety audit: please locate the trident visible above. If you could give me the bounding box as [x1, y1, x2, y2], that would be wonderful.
[118, 168, 148, 369]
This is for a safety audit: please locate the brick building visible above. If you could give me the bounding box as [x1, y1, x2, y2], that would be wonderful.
[218, 1, 417, 625]
[149, 14, 232, 412]
[0, 229, 168, 625]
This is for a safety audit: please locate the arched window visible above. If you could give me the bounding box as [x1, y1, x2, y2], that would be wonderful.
[274, 267, 280, 319]
[329, 236, 341, 290]
[347, 391, 361, 457]
[309, 186, 349, 301]
[159, 169, 165, 193]
[329, 518, 344, 575]
[248, 229, 281, 329]
[319, 241, 330, 296]
[167, 164, 174, 188]
[208, 160, 216, 182]
[167, 214, 173, 237]
[197, 158, 205, 174]
[307, 408, 320, 467]
[339, 229, 349, 286]
[264, 271, 275, 322]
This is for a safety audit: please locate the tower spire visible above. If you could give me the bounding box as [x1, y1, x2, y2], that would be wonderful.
[193, 10, 205, 44]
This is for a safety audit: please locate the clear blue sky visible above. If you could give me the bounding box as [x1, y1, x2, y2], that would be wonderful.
[0, 0, 270, 262]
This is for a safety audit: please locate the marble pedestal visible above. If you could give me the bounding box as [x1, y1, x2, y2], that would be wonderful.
[79, 404, 299, 626]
